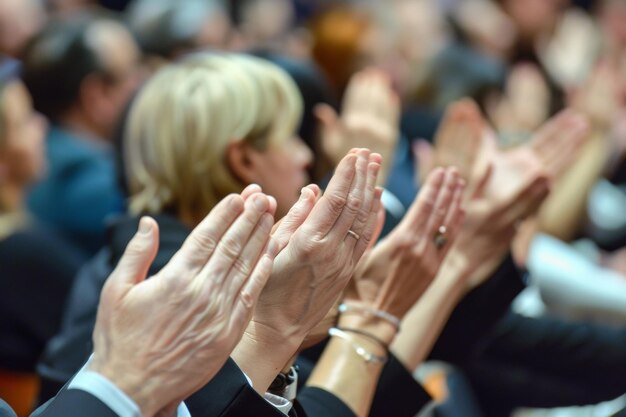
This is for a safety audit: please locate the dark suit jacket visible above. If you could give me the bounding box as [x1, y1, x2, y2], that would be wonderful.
[31, 388, 117, 417]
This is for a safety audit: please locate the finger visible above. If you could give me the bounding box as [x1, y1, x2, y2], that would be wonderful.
[438, 180, 466, 257]
[197, 194, 270, 287]
[425, 168, 459, 237]
[343, 71, 368, 114]
[370, 71, 393, 119]
[402, 167, 446, 231]
[270, 186, 317, 255]
[346, 154, 381, 246]
[231, 254, 274, 330]
[413, 139, 435, 184]
[329, 148, 370, 241]
[301, 153, 357, 237]
[443, 180, 465, 231]
[169, 194, 244, 272]
[241, 184, 263, 200]
[267, 196, 277, 217]
[223, 212, 274, 303]
[109, 216, 159, 288]
[353, 187, 384, 262]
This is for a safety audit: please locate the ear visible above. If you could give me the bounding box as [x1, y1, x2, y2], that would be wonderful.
[226, 141, 262, 185]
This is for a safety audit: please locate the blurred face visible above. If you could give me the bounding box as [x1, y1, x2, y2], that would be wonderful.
[0, 0, 45, 58]
[503, 0, 569, 40]
[0, 81, 47, 186]
[249, 136, 312, 218]
[87, 21, 142, 138]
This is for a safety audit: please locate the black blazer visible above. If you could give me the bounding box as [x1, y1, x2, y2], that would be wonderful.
[31, 389, 118, 417]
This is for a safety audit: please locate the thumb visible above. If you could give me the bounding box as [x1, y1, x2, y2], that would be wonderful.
[109, 216, 160, 288]
[413, 139, 434, 185]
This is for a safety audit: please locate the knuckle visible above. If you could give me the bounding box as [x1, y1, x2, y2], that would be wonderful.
[346, 194, 363, 213]
[325, 192, 348, 215]
[232, 257, 251, 277]
[220, 237, 243, 261]
[189, 231, 218, 253]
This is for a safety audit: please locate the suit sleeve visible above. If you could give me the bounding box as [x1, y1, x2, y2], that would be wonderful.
[369, 353, 433, 417]
[186, 358, 286, 417]
[428, 254, 525, 365]
[30, 389, 120, 417]
[295, 387, 354, 417]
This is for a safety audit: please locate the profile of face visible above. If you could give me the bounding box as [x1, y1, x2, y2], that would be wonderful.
[230, 135, 313, 219]
[0, 81, 47, 186]
[84, 21, 143, 139]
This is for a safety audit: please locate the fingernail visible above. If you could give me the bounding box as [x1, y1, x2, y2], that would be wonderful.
[139, 217, 151, 234]
[254, 195, 267, 210]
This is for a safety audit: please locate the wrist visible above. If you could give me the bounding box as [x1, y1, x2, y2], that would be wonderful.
[338, 311, 397, 346]
[89, 358, 159, 417]
[231, 322, 304, 394]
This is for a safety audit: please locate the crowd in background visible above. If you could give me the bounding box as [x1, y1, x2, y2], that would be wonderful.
[1, 0, 626, 416]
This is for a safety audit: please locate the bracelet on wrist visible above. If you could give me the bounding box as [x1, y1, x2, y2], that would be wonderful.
[328, 327, 388, 364]
[338, 303, 401, 331]
[336, 326, 390, 350]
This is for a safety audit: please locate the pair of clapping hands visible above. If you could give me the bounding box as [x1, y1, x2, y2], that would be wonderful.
[89, 147, 465, 417]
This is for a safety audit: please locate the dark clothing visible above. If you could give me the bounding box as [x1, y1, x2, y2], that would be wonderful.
[0, 226, 82, 372]
[31, 388, 118, 417]
[27, 127, 124, 257]
[186, 358, 288, 417]
[467, 312, 626, 417]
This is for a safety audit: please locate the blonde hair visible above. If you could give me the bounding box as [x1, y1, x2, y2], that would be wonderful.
[124, 52, 303, 220]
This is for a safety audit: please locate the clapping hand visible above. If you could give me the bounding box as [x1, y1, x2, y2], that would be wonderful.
[341, 167, 465, 343]
[316, 69, 400, 185]
[233, 149, 383, 392]
[90, 188, 277, 417]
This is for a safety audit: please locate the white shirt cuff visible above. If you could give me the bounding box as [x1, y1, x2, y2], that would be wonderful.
[70, 356, 192, 417]
[68, 369, 141, 417]
[241, 370, 294, 415]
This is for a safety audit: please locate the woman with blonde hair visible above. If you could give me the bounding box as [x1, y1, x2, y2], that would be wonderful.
[124, 52, 312, 223]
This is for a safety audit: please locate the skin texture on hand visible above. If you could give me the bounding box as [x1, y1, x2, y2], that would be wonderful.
[304, 167, 464, 417]
[415, 99, 551, 287]
[342, 167, 465, 345]
[232, 149, 383, 394]
[316, 69, 400, 185]
[89, 188, 276, 417]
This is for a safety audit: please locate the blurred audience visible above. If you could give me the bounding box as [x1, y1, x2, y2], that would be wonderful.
[1, 1, 626, 417]
[21, 12, 141, 257]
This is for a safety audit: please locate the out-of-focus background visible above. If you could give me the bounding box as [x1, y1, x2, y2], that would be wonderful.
[1, 1, 626, 417]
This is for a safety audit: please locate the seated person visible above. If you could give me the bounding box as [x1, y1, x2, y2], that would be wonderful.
[0, 67, 82, 415]
[20, 12, 141, 257]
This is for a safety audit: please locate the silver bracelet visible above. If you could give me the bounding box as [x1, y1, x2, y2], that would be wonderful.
[338, 303, 401, 331]
[328, 327, 388, 364]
